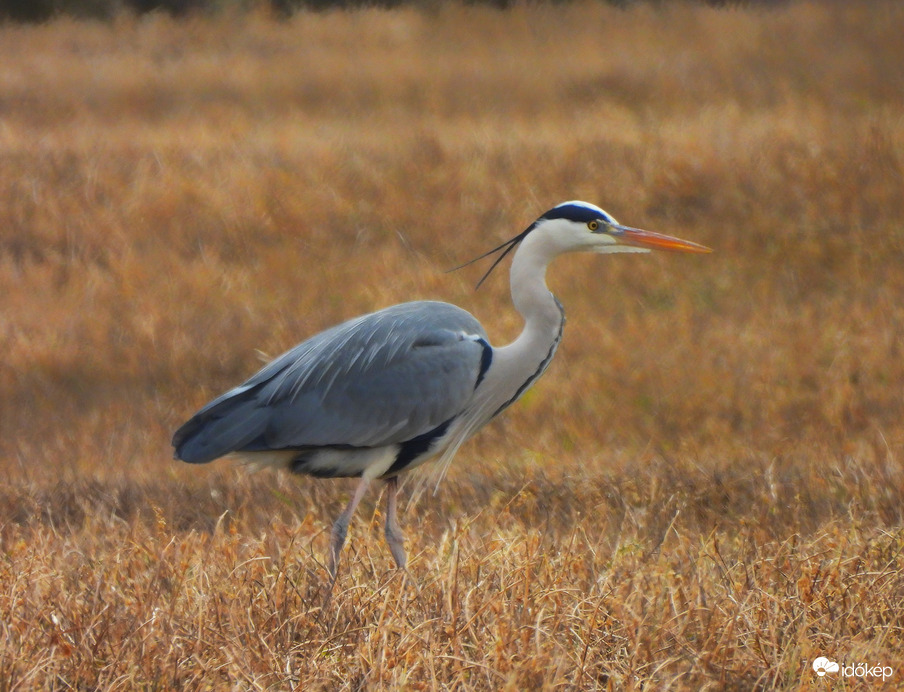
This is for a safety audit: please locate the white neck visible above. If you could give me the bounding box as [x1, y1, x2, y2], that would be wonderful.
[433, 222, 574, 479]
[476, 231, 566, 419]
[507, 233, 565, 348]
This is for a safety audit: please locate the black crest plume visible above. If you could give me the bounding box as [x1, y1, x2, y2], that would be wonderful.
[448, 225, 534, 290]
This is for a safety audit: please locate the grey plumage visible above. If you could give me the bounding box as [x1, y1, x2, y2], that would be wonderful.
[173, 301, 488, 467]
[173, 200, 710, 577]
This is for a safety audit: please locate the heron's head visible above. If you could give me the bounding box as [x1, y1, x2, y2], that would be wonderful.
[458, 200, 711, 288]
[529, 200, 712, 256]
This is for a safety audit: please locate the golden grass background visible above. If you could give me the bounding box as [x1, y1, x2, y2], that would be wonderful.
[2, 1, 904, 688]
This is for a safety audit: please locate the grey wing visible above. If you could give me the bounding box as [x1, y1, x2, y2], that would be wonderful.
[173, 301, 490, 463]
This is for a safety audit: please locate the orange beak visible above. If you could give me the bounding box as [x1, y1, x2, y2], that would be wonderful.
[612, 225, 713, 254]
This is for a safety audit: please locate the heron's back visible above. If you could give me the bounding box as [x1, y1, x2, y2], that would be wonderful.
[172, 301, 489, 466]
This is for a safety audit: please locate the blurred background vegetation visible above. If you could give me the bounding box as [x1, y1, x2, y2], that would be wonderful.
[1, 1, 902, 686]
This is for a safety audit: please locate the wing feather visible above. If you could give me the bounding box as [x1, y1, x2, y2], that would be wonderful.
[173, 301, 489, 463]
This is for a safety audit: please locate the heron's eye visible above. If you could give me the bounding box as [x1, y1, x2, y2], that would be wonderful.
[587, 220, 600, 231]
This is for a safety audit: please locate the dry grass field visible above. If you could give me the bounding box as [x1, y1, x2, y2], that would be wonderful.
[2, 1, 904, 688]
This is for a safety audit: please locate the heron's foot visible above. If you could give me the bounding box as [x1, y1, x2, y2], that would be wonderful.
[326, 477, 371, 580]
[383, 475, 407, 570]
[384, 521, 407, 570]
[328, 519, 349, 579]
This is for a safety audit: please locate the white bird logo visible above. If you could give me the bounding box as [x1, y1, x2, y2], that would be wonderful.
[812, 657, 840, 676]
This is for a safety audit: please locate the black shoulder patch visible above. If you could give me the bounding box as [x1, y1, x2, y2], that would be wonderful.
[474, 337, 493, 389]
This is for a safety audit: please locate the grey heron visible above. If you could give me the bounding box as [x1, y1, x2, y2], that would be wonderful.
[173, 201, 710, 576]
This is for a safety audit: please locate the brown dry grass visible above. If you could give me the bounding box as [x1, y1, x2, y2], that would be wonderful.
[2, 1, 904, 689]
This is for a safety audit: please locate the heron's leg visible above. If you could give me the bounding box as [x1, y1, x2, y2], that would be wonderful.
[328, 477, 370, 578]
[384, 476, 407, 569]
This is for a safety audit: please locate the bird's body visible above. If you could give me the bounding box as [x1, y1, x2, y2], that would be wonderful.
[173, 201, 710, 576]
[174, 301, 492, 479]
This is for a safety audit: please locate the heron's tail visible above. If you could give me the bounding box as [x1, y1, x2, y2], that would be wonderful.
[172, 396, 269, 464]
